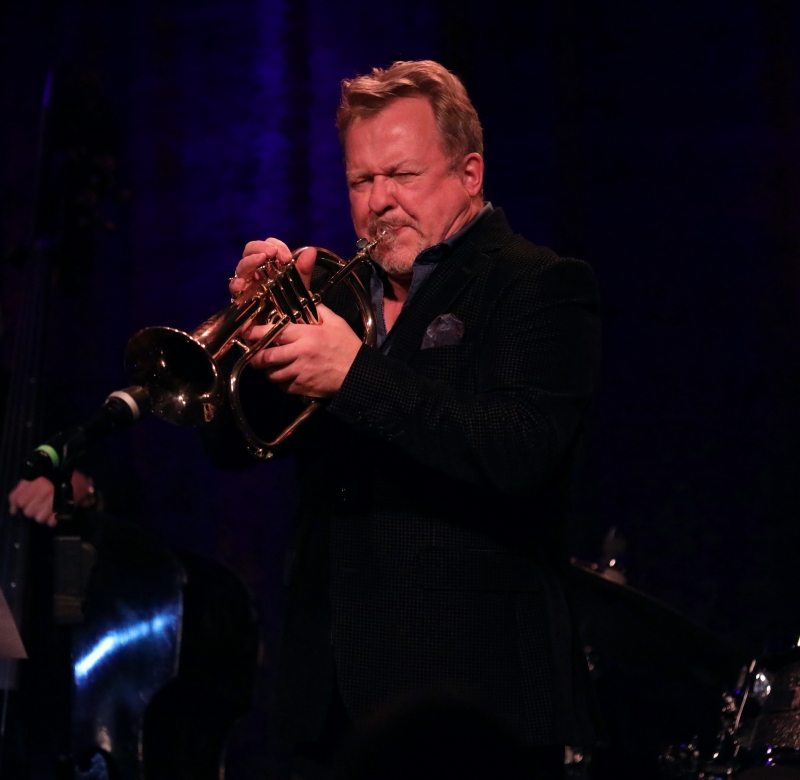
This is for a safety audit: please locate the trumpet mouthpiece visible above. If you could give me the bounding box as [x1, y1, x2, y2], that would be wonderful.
[357, 231, 388, 253]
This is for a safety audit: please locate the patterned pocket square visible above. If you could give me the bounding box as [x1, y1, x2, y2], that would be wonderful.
[421, 313, 465, 349]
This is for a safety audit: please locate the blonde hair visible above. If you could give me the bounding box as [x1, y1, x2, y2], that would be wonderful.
[336, 60, 483, 164]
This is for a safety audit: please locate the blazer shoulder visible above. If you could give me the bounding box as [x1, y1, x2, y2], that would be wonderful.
[482, 233, 598, 303]
[472, 208, 595, 281]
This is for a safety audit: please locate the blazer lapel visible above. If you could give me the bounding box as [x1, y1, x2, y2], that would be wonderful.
[385, 209, 513, 361]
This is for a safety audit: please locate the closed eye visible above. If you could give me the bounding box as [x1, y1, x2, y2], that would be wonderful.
[347, 169, 421, 189]
[348, 177, 371, 190]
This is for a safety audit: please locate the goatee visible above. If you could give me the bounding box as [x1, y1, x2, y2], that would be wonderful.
[368, 221, 424, 276]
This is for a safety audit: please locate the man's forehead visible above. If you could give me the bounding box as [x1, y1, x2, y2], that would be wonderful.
[346, 97, 439, 147]
[349, 94, 435, 131]
[344, 100, 446, 176]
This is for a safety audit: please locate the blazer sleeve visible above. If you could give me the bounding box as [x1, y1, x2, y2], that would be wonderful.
[326, 254, 601, 497]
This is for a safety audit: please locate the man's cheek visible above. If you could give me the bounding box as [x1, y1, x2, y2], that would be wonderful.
[353, 213, 370, 235]
[348, 198, 365, 224]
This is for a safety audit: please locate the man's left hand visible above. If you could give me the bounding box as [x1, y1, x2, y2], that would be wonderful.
[247, 304, 362, 397]
[9, 472, 94, 527]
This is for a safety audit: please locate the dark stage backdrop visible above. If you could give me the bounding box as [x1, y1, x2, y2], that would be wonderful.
[2, 0, 800, 775]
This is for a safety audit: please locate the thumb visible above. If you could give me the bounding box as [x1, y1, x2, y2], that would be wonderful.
[315, 303, 343, 325]
[294, 246, 318, 292]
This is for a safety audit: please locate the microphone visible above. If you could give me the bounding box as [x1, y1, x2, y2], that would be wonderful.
[22, 386, 151, 481]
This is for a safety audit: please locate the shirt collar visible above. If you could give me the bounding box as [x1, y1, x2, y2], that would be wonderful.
[413, 201, 494, 265]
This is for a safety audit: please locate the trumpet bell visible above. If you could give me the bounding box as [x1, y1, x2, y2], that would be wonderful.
[125, 326, 223, 426]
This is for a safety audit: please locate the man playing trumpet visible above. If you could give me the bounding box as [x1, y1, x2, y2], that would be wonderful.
[226, 60, 601, 779]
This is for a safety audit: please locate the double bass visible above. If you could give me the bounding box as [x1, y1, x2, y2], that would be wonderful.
[1, 69, 259, 779]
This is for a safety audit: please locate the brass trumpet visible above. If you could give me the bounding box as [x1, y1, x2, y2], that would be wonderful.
[124, 237, 380, 459]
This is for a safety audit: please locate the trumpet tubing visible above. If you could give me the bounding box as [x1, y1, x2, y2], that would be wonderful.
[124, 238, 379, 457]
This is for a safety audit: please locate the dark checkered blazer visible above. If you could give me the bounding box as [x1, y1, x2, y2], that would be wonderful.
[209, 208, 601, 748]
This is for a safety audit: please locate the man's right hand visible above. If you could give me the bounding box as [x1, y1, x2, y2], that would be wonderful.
[229, 238, 317, 302]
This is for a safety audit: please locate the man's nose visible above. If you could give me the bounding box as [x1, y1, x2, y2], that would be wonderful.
[368, 175, 395, 215]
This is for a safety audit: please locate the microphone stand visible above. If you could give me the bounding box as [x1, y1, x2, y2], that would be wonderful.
[49, 461, 98, 778]
[53, 467, 75, 525]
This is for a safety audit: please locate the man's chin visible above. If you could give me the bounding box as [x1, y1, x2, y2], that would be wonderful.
[372, 251, 416, 277]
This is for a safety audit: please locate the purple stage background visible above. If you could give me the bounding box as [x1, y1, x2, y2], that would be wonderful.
[3, 0, 800, 775]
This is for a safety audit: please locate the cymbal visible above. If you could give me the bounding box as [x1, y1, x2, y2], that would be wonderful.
[568, 560, 744, 686]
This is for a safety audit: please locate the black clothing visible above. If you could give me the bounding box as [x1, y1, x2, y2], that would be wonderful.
[208, 208, 601, 750]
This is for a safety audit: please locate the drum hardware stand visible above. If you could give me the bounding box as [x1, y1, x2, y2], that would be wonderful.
[704, 662, 759, 778]
[659, 738, 701, 778]
[659, 666, 750, 779]
[663, 658, 780, 779]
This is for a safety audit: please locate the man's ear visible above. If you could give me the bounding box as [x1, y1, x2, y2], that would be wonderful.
[460, 152, 484, 197]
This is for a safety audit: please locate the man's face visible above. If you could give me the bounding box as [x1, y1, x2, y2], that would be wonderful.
[345, 96, 482, 277]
